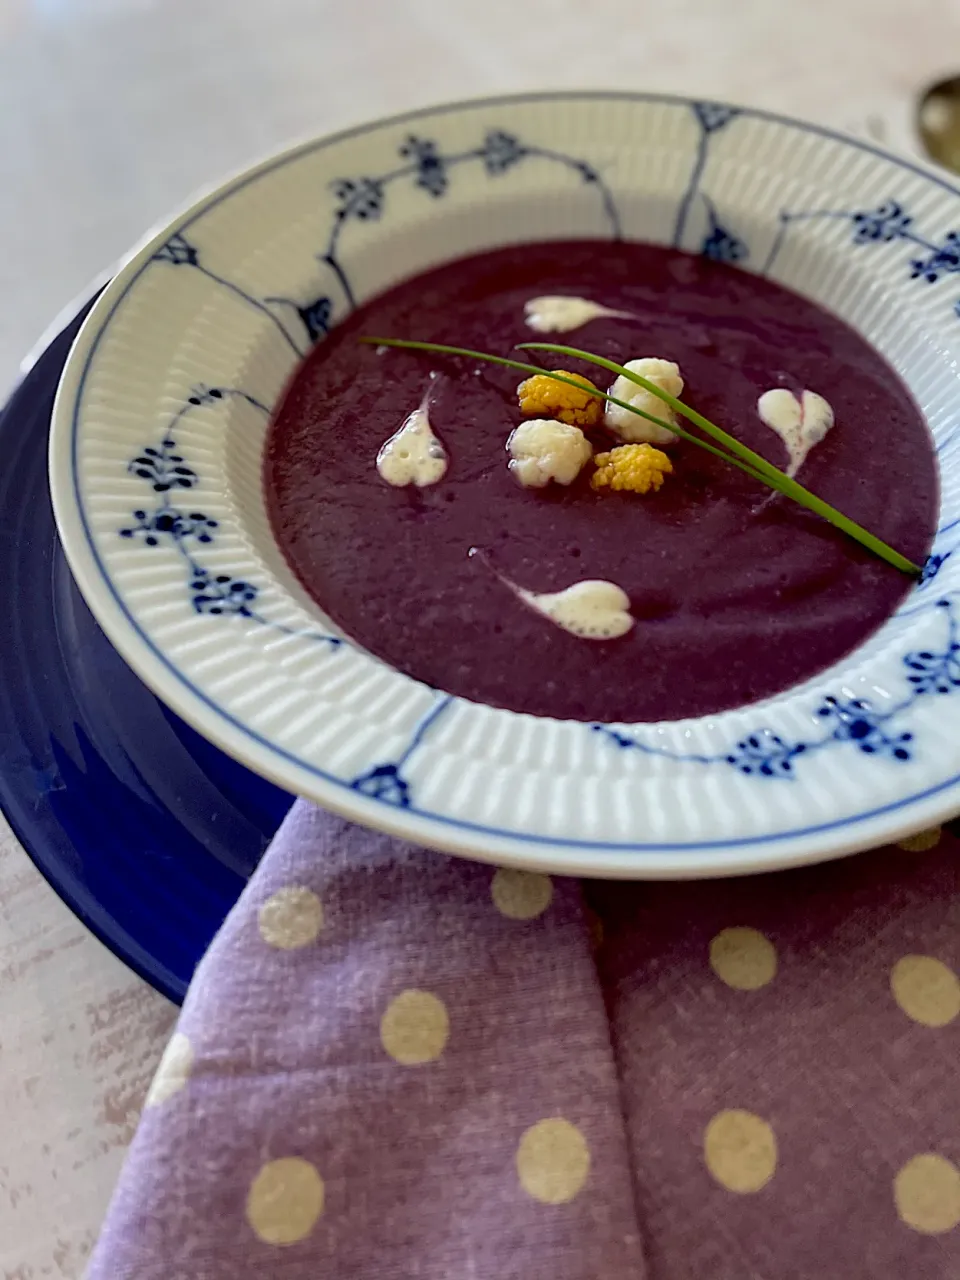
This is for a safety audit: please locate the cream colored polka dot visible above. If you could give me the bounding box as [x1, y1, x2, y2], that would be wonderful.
[380, 989, 449, 1065]
[891, 955, 960, 1027]
[491, 869, 553, 920]
[704, 1110, 777, 1193]
[246, 1158, 324, 1245]
[709, 927, 777, 990]
[145, 1032, 193, 1108]
[516, 1118, 590, 1204]
[894, 1154, 960, 1234]
[897, 826, 942, 853]
[258, 886, 324, 950]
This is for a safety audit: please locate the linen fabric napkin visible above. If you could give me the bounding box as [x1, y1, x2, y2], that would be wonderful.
[86, 802, 960, 1279]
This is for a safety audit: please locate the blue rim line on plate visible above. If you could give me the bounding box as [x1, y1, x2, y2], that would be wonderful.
[0, 296, 291, 1004]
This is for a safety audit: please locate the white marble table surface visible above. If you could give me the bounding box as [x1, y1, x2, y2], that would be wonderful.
[1, 0, 957, 1273]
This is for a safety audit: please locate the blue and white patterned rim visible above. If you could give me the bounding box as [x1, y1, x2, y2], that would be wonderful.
[50, 91, 960, 877]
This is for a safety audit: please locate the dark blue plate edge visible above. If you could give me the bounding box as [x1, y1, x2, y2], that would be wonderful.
[0, 294, 187, 1002]
[0, 292, 295, 1003]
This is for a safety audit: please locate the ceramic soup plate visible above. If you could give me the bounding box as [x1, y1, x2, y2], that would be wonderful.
[49, 92, 960, 878]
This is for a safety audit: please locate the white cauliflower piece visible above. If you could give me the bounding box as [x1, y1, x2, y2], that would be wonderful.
[506, 418, 592, 488]
[604, 358, 684, 446]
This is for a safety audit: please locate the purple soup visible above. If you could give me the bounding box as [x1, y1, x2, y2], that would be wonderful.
[264, 241, 937, 723]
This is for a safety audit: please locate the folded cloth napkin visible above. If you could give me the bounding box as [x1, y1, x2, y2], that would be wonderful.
[86, 801, 960, 1280]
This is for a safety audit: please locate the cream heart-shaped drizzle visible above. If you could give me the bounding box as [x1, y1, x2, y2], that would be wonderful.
[469, 550, 634, 640]
[376, 395, 448, 487]
[518, 579, 635, 639]
[524, 295, 635, 333]
[757, 388, 834, 477]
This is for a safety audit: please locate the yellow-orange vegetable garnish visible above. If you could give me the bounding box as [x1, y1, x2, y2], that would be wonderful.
[517, 370, 602, 428]
[591, 443, 673, 494]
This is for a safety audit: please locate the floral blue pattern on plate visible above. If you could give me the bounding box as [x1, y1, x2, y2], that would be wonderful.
[48, 93, 960, 877]
[0, 299, 290, 1002]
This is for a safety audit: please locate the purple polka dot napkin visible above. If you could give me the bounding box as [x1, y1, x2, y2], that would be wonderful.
[87, 802, 960, 1279]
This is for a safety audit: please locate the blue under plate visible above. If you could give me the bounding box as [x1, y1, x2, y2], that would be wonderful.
[0, 297, 291, 1003]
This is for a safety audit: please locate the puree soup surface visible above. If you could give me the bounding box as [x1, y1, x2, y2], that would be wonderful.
[264, 241, 937, 723]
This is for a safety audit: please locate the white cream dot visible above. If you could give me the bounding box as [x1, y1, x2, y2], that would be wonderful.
[246, 1158, 324, 1245]
[516, 1118, 590, 1204]
[704, 1110, 777, 1194]
[894, 1154, 960, 1234]
[258, 886, 324, 950]
[891, 955, 960, 1027]
[145, 1032, 193, 1109]
[897, 826, 942, 853]
[709, 928, 777, 990]
[380, 989, 449, 1065]
[491, 869, 553, 920]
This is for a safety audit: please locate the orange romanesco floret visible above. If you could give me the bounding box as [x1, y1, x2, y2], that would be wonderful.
[517, 370, 602, 428]
[591, 443, 673, 494]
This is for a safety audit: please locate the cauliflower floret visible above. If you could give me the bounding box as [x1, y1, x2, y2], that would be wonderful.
[517, 370, 602, 428]
[604, 358, 683, 445]
[591, 443, 673, 494]
[507, 419, 593, 488]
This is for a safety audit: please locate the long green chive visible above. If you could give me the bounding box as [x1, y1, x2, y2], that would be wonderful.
[361, 336, 920, 577]
[361, 338, 771, 481]
[522, 341, 921, 577]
